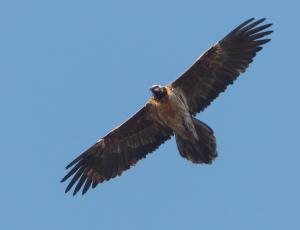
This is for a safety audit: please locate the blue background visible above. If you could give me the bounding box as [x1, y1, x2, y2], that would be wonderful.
[1, 1, 299, 229]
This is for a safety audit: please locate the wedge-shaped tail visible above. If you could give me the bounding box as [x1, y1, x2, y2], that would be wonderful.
[176, 118, 217, 164]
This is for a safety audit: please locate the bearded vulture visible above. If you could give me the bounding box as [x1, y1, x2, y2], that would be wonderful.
[61, 18, 273, 195]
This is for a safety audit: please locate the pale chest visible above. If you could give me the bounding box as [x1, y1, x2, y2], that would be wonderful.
[153, 92, 194, 135]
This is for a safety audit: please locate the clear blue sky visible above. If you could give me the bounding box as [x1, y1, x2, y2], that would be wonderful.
[1, 1, 299, 229]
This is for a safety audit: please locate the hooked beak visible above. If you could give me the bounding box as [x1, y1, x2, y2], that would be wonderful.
[150, 85, 160, 93]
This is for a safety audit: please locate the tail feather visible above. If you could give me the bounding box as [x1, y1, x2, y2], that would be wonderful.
[176, 118, 217, 164]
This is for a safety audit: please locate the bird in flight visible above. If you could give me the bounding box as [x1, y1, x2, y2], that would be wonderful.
[61, 18, 273, 195]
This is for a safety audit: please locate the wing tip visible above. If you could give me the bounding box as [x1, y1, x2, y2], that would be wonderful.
[245, 17, 255, 23]
[256, 38, 272, 45]
[231, 17, 272, 34]
[65, 154, 84, 169]
[65, 186, 71, 194]
[256, 17, 266, 23]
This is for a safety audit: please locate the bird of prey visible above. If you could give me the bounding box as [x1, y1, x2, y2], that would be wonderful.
[61, 18, 272, 195]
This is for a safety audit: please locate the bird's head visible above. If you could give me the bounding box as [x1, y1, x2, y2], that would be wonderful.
[150, 85, 167, 100]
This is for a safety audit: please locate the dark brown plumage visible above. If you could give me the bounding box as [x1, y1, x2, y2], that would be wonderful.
[61, 106, 173, 195]
[61, 18, 272, 195]
[171, 18, 272, 115]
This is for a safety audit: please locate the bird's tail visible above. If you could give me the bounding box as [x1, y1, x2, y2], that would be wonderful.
[175, 118, 217, 164]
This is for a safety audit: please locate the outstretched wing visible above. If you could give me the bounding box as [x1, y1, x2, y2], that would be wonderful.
[170, 18, 273, 115]
[61, 103, 173, 195]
